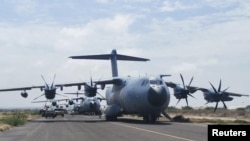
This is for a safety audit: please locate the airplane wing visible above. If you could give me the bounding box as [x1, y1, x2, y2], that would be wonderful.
[31, 100, 51, 103]
[0, 77, 121, 94]
[165, 82, 199, 93]
[224, 92, 249, 97]
[62, 78, 123, 87]
[165, 82, 177, 88]
[0, 87, 33, 91]
[196, 87, 249, 97]
[31, 98, 80, 103]
[0, 85, 47, 92]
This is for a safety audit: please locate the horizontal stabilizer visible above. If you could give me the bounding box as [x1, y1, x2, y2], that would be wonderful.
[69, 49, 149, 77]
[69, 54, 150, 61]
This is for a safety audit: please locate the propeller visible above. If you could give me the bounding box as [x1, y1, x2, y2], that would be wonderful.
[209, 79, 230, 112]
[84, 75, 99, 97]
[41, 75, 49, 89]
[175, 74, 195, 106]
[33, 74, 66, 100]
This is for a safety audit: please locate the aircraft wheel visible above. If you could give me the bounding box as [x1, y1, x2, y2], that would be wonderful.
[106, 115, 117, 121]
[143, 114, 157, 123]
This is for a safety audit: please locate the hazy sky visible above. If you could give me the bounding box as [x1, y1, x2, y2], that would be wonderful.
[0, 0, 249, 109]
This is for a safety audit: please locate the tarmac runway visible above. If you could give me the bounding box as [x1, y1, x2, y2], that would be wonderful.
[0, 114, 208, 141]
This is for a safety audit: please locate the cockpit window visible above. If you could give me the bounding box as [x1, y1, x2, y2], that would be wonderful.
[149, 80, 163, 85]
[141, 79, 149, 86]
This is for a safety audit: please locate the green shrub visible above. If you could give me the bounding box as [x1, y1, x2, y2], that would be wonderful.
[2, 113, 28, 126]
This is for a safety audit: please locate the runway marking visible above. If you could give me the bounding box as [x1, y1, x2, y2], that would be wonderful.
[111, 122, 195, 141]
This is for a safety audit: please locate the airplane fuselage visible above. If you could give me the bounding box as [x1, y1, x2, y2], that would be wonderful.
[69, 49, 171, 122]
[104, 75, 170, 120]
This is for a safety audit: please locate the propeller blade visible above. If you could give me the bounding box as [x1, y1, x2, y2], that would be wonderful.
[214, 102, 218, 112]
[90, 75, 93, 86]
[188, 77, 194, 86]
[222, 101, 227, 109]
[218, 79, 222, 92]
[176, 99, 181, 105]
[33, 94, 45, 100]
[51, 74, 56, 88]
[56, 93, 68, 98]
[97, 92, 106, 100]
[209, 82, 218, 94]
[185, 98, 188, 107]
[221, 87, 230, 94]
[41, 75, 49, 88]
[187, 93, 195, 99]
[180, 74, 186, 90]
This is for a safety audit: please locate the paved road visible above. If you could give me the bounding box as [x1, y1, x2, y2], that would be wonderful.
[0, 114, 208, 141]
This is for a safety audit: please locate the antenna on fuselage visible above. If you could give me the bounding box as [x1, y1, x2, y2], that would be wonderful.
[69, 49, 150, 77]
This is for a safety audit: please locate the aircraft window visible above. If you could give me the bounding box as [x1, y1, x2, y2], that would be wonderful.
[150, 80, 157, 84]
[141, 80, 149, 86]
[150, 80, 162, 85]
[159, 80, 163, 84]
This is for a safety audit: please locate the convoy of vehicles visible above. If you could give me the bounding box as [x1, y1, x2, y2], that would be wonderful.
[39, 106, 67, 118]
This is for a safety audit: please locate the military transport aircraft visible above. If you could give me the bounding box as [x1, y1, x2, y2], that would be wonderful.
[64, 90, 105, 116]
[66, 49, 173, 122]
[0, 74, 67, 101]
[196, 79, 249, 112]
[72, 96, 103, 117]
[165, 74, 198, 106]
[33, 93, 104, 118]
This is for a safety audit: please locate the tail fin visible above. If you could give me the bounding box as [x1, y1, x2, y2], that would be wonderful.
[69, 49, 150, 77]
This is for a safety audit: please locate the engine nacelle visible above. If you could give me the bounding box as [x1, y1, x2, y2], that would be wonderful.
[52, 101, 57, 106]
[21, 91, 28, 98]
[85, 92, 96, 97]
[68, 100, 74, 105]
[60, 86, 63, 91]
[84, 84, 97, 97]
[101, 84, 105, 90]
[78, 85, 81, 90]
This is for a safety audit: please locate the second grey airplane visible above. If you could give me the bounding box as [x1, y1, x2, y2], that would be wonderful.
[67, 49, 172, 122]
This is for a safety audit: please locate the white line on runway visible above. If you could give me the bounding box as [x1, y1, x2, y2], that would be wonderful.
[111, 122, 195, 141]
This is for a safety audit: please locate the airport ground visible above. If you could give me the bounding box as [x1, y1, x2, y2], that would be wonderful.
[0, 107, 249, 141]
[0, 114, 207, 141]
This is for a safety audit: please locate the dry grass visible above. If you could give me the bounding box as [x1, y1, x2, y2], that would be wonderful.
[0, 110, 40, 132]
[0, 124, 12, 132]
[165, 107, 250, 124]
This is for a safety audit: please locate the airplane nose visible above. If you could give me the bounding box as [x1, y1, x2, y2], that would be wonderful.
[90, 101, 97, 109]
[148, 86, 167, 107]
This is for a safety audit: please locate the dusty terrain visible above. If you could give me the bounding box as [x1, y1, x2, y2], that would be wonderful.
[166, 107, 250, 124]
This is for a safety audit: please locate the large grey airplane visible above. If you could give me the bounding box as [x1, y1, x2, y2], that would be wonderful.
[63, 90, 105, 116]
[72, 96, 103, 116]
[33, 94, 104, 118]
[67, 49, 172, 122]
